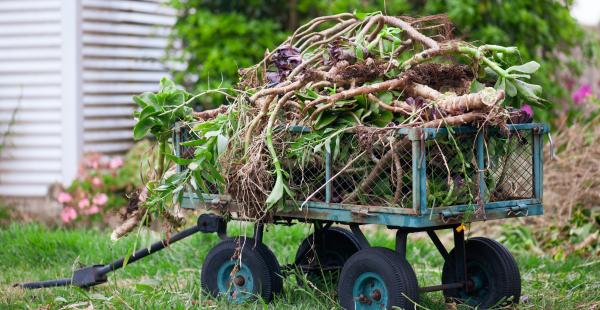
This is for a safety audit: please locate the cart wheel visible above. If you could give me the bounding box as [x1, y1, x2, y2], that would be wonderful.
[295, 227, 364, 286]
[338, 247, 419, 310]
[201, 239, 273, 303]
[253, 239, 283, 295]
[442, 237, 521, 308]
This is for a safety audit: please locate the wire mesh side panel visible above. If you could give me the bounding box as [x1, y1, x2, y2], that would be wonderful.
[328, 133, 413, 208]
[174, 127, 220, 195]
[286, 152, 327, 203]
[426, 133, 479, 209]
[485, 130, 534, 201]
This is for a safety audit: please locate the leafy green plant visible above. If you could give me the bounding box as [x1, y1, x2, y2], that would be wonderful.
[133, 78, 193, 182]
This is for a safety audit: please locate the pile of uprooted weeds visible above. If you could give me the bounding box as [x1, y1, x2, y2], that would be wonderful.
[115, 12, 547, 237]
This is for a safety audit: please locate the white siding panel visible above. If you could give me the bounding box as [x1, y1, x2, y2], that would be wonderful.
[0, 49, 61, 61]
[0, 74, 62, 85]
[82, 10, 175, 26]
[0, 172, 62, 184]
[83, 142, 134, 153]
[83, 34, 167, 48]
[0, 160, 62, 172]
[0, 1, 64, 197]
[0, 86, 61, 98]
[0, 185, 49, 196]
[82, 22, 170, 37]
[3, 135, 62, 147]
[0, 1, 61, 12]
[84, 130, 133, 141]
[83, 95, 134, 105]
[0, 99, 62, 110]
[0, 36, 61, 48]
[82, 0, 176, 16]
[84, 106, 134, 117]
[83, 59, 173, 71]
[0, 109, 61, 123]
[0, 23, 61, 36]
[0, 12, 61, 24]
[82, 46, 166, 59]
[83, 83, 157, 93]
[83, 71, 165, 82]
[81, 0, 174, 154]
[0, 61, 61, 73]
[83, 119, 136, 129]
[1, 147, 62, 160]
[0, 122, 62, 135]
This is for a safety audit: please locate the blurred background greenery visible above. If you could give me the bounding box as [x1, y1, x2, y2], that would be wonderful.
[167, 0, 599, 128]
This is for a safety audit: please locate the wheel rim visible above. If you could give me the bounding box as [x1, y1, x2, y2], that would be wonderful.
[216, 260, 254, 303]
[352, 272, 389, 309]
[459, 262, 492, 305]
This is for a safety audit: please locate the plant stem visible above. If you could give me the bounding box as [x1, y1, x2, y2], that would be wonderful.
[157, 140, 166, 180]
[264, 94, 292, 207]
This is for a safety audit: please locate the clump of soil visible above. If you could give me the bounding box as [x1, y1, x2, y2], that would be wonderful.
[407, 63, 474, 94]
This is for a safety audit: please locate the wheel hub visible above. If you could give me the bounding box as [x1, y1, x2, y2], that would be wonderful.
[233, 275, 245, 286]
[216, 261, 254, 303]
[352, 272, 389, 309]
[371, 289, 382, 301]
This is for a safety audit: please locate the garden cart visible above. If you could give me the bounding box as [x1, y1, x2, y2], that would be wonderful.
[18, 122, 547, 310]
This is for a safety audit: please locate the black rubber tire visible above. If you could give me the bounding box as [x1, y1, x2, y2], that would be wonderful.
[442, 237, 521, 308]
[338, 247, 419, 310]
[250, 238, 284, 295]
[295, 227, 364, 285]
[201, 238, 273, 302]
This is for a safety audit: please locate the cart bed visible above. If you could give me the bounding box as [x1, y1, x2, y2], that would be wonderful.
[175, 123, 547, 228]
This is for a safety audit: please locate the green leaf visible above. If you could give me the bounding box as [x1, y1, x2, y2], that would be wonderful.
[165, 153, 193, 165]
[378, 92, 393, 104]
[505, 79, 518, 97]
[494, 77, 506, 91]
[139, 105, 159, 120]
[217, 134, 228, 154]
[133, 117, 154, 140]
[159, 77, 177, 93]
[314, 113, 337, 130]
[469, 80, 486, 93]
[354, 12, 368, 20]
[370, 110, 394, 127]
[265, 175, 285, 206]
[515, 79, 542, 96]
[355, 46, 364, 61]
[507, 61, 540, 74]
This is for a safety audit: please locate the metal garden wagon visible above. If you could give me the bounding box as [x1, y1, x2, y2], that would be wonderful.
[20, 122, 548, 310]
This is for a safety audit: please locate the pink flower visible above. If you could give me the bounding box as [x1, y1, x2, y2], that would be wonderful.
[109, 157, 124, 170]
[92, 177, 103, 188]
[78, 198, 90, 209]
[521, 104, 533, 118]
[92, 193, 108, 206]
[84, 205, 101, 215]
[572, 84, 592, 105]
[57, 192, 72, 204]
[60, 207, 77, 223]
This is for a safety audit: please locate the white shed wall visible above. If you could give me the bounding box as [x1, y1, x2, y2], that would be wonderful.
[81, 0, 176, 153]
[0, 0, 177, 198]
[0, 0, 65, 197]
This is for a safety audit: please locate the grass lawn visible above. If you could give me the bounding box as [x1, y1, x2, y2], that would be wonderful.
[0, 222, 598, 309]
